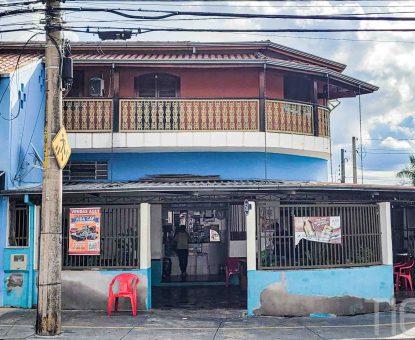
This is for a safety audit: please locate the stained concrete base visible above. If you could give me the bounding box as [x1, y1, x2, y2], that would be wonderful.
[0, 308, 415, 339]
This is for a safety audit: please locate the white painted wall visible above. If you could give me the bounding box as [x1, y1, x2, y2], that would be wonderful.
[246, 201, 256, 271]
[68, 131, 330, 160]
[229, 240, 247, 258]
[150, 204, 162, 260]
[140, 203, 151, 270]
[379, 202, 393, 265]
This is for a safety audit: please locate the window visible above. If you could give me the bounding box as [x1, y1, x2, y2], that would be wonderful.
[62, 206, 140, 269]
[284, 75, 311, 103]
[258, 203, 382, 269]
[64, 161, 108, 181]
[134, 73, 180, 98]
[8, 199, 29, 247]
[67, 70, 85, 97]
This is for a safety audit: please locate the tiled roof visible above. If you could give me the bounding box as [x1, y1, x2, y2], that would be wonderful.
[0, 53, 42, 75]
[73, 52, 264, 62]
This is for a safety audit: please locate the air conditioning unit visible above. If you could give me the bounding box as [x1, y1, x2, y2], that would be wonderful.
[89, 77, 104, 97]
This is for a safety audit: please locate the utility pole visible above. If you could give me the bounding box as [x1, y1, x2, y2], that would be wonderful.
[340, 148, 346, 183]
[352, 137, 357, 184]
[36, 0, 62, 336]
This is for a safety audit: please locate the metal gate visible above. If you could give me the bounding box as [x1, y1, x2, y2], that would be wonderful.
[257, 203, 382, 270]
[62, 205, 140, 269]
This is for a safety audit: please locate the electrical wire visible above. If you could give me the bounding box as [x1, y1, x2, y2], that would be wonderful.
[54, 7, 415, 21]
[7, 6, 415, 22]
[14, 93, 45, 183]
[0, 31, 42, 121]
[0, 0, 42, 7]
[58, 26, 415, 34]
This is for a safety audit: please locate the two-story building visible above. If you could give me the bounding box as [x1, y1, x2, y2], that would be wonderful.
[1, 40, 414, 316]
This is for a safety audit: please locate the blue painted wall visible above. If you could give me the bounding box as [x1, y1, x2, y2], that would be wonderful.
[62, 268, 151, 310]
[0, 61, 45, 308]
[0, 61, 45, 190]
[71, 152, 328, 181]
[247, 265, 394, 316]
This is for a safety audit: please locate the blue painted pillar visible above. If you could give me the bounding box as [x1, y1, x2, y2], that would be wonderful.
[24, 194, 35, 308]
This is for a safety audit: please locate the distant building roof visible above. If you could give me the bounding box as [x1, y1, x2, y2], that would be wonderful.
[0, 53, 42, 75]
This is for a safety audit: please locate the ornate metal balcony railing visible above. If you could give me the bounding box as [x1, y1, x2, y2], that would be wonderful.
[318, 107, 330, 137]
[63, 99, 113, 132]
[63, 97, 330, 138]
[119, 99, 259, 132]
[265, 100, 313, 135]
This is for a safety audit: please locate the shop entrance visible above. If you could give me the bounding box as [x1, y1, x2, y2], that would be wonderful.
[392, 204, 415, 301]
[151, 203, 247, 309]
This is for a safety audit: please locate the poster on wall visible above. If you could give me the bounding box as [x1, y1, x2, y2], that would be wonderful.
[69, 207, 101, 255]
[294, 216, 341, 246]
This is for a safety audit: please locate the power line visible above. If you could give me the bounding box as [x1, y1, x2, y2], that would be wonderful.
[56, 7, 415, 21]
[63, 1, 415, 8]
[0, 0, 42, 6]
[59, 26, 415, 34]
[8, 6, 415, 22]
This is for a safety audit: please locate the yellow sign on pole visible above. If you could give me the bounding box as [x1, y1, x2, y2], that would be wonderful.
[52, 126, 71, 169]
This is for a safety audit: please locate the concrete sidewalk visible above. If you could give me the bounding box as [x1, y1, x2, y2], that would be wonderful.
[1, 308, 415, 339]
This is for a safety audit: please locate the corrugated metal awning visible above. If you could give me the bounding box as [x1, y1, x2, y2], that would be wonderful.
[3, 179, 415, 195]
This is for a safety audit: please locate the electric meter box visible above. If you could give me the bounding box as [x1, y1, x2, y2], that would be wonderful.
[10, 254, 27, 270]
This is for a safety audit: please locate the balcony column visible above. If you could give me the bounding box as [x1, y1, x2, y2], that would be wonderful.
[312, 79, 319, 137]
[259, 64, 266, 132]
[112, 65, 120, 132]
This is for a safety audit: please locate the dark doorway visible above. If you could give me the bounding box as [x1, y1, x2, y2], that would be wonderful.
[152, 286, 246, 309]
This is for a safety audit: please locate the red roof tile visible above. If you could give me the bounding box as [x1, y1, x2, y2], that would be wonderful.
[0, 53, 42, 74]
[72, 52, 263, 63]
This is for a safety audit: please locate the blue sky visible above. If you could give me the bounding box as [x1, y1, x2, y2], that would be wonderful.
[2, 0, 415, 185]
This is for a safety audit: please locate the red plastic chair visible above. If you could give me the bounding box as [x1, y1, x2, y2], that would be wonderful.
[107, 273, 139, 316]
[395, 259, 415, 291]
[225, 258, 240, 287]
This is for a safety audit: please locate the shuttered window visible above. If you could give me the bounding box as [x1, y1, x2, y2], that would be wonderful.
[64, 161, 108, 181]
[134, 73, 180, 98]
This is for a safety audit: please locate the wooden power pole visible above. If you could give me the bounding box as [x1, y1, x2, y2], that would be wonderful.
[36, 0, 63, 335]
[352, 137, 358, 184]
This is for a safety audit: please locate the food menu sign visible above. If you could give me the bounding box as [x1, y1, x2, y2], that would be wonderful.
[68, 208, 101, 255]
[294, 216, 341, 246]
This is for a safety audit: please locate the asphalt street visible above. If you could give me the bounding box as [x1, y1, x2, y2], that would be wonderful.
[0, 308, 415, 339]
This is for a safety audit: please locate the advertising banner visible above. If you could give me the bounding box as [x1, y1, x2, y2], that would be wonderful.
[294, 216, 341, 246]
[69, 207, 101, 255]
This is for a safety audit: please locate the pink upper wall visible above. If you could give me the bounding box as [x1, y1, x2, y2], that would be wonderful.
[73, 65, 327, 101]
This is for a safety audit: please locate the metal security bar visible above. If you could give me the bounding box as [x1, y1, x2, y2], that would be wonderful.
[62, 205, 140, 269]
[119, 98, 259, 131]
[8, 203, 29, 247]
[258, 203, 381, 270]
[63, 161, 108, 181]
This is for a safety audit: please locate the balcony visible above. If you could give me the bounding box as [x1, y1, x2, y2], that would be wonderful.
[119, 99, 259, 132]
[63, 98, 113, 131]
[63, 98, 330, 137]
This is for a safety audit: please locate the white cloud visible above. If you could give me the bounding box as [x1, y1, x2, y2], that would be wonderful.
[380, 137, 413, 150]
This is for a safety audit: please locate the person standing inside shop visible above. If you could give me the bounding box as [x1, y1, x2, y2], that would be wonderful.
[174, 225, 190, 279]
